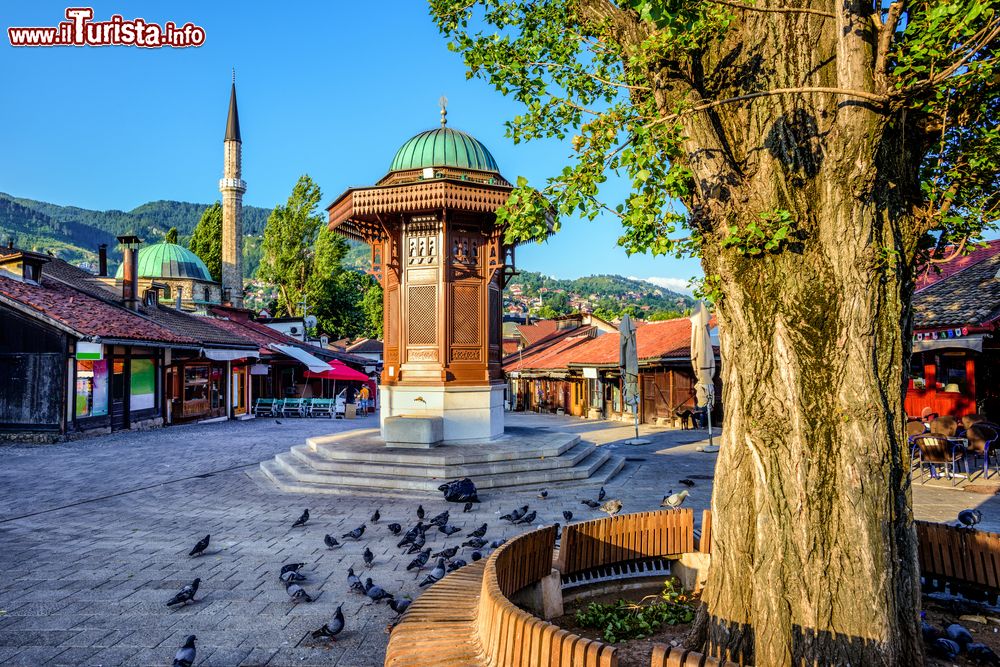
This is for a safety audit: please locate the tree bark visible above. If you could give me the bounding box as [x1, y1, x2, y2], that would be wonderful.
[581, 2, 926, 664]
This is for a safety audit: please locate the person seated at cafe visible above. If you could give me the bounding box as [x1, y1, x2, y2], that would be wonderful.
[960, 413, 985, 436]
[930, 415, 959, 437]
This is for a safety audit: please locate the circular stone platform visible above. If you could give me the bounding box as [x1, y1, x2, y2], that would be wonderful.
[259, 426, 624, 496]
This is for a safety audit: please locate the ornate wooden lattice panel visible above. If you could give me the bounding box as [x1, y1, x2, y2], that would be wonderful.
[407, 284, 437, 346]
[452, 282, 480, 346]
[385, 285, 399, 362]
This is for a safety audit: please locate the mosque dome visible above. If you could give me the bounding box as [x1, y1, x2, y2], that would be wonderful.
[114, 242, 213, 281]
[389, 127, 500, 174]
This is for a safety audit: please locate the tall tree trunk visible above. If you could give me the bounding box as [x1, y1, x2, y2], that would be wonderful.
[697, 191, 923, 665]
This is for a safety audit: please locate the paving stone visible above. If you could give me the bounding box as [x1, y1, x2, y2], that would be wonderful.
[0, 414, 987, 666]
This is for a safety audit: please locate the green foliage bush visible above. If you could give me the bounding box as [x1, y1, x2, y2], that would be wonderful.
[573, 579, 695, 644]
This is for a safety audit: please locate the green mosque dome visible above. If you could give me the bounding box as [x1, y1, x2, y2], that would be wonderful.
[114, 242, 213, 281]
[389, 127, 500, 174]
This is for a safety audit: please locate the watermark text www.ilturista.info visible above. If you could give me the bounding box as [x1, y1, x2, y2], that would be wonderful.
[8, 8, 205, 48]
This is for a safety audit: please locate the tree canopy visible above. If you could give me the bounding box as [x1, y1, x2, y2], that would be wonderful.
[188, 202, 222, 281]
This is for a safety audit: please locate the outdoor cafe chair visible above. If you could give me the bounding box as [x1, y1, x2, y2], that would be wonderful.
[253, 398, 275, 417]
[966, 423, 1000, 479]
[310, 398, 335, 418]
[281, 398, 305, 417]
[914, 434, 966, 485]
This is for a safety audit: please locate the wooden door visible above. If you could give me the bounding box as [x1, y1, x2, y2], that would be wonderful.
[110, 357, 128, 430]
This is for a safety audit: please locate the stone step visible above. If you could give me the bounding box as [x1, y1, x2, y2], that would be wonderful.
[259, 450, 626, 498]
[267, 446, 616, 492]
[288, 440, 596, 478]
[304, 427, 580, 465]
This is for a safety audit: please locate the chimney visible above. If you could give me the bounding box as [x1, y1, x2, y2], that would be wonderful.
[117, 235, 142, 311]
[97, 244, 108, 277]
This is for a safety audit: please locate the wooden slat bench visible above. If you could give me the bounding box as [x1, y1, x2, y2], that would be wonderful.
[651, 645, 742, 667]
[557, 509, 695, 575]
[384, 560, 487, 666]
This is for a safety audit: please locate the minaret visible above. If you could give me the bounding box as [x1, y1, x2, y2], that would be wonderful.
[219, 71, 246, 307]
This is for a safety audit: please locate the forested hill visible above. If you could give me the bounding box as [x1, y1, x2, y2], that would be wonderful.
[507, 271, 694, 317]
[0, 192, 272, 267]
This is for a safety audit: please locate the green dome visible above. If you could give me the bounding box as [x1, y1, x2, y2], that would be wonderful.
[389, 127, 500, 173]
[114, 242, 212, 281]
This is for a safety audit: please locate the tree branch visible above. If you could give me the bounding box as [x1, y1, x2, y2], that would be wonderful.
[651, 86, 889, 125]
[707, 0, 835, 18]
[929, 236, 968, 264]
[876, 1, 905, 89]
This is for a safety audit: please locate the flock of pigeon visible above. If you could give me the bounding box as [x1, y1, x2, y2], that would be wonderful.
[163, 480, 696, 666]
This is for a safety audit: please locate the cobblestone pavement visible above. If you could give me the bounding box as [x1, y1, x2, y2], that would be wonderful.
[0, 414, 996, 666]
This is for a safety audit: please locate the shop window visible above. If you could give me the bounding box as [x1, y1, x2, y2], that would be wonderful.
[589, 379, 603, 408]
[910, 354, 926, 390]
[937, 352, 967, 393]
[75, 359, 109, 418]
[130, 358, 156, 411]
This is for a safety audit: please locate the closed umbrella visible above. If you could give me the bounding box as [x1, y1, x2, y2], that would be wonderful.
[619, 314, 647, 444]
[690, 301, 716, 449]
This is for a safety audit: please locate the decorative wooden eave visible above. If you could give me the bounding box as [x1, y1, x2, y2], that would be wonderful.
[326, 177, 514, 243]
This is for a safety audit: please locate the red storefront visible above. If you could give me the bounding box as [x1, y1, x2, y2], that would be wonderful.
[905, 243, 1000, 420]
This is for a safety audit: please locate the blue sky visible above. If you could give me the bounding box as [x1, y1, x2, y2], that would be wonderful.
[0, 1, 702, 292]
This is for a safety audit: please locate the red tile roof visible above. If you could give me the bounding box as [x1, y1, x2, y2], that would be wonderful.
[0, 274, 194, 344]
[516, 320, 559, 345]
[504, 316, 714, 373]
[915, 240, 1000, 291]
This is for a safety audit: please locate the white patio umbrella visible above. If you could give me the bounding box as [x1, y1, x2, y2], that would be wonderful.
[619, 314, 648, 444]
[690, 301, 717, 449]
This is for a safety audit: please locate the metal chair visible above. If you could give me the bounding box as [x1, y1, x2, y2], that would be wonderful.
[965, 424, 999, 479]
[913, 434, 966, 485]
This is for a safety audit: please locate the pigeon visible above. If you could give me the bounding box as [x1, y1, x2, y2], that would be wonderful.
[537, 490, 548, 500]
[280, 563, 305, 575]
[342, 525, 366, 541]
[417, 505, 425, 519]
[433, 545, 459, 560]
[930, 638, 961, 660]
[363, 547, 374, 568]
[439, 524, 462, 536]
[967, 643, 1000, 665]
[946, 623, 974, 648]
[419, 558, 447, 587]
[364, 578, 393, 602]
[280, 570, 306, 584]
[463, 502, 474, 513]
[166, 578, 201, 606]
[515, 510, 537, 525]
[312, 604, 345, 640]
[398, 522, 424, 548]
[324, 534, 341, 549]
[501, 505, 529, 522]
[598, 486, 607, 501]
[581, 499, 601, 509]
[661, 489, 689, 509]
[389, 598, 412, 615]
[406, 548, 431, 571]
[959, 508, 983, 528]
[387, 523, 402, 535]
[172, 635, 197, 667]
[468, 523, 488, 538]
[599, 499, 623, 518]
[292, 509, 310, 528]
[188, 534, 210, 557]
[286, 582, 313, 603]
[470, 550, 483, 561]
[347, 567, 364, 594]
[447, 559, 468, 572]
[428, 511, 450, 527]
[463, 537, 488, 549]
[679, 479, 696, 487]
[371, 508, 381, 523]
[562, 510, 573, 522]
[490, 539, 507, 549]
[406, 533, 427, 553]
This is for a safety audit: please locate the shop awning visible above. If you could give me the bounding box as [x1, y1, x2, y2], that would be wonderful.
[269, 343, 331, 372]
[304, 360, 371, 382]
[201, 347, 259, 361]
[913, 334, 985, 353]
